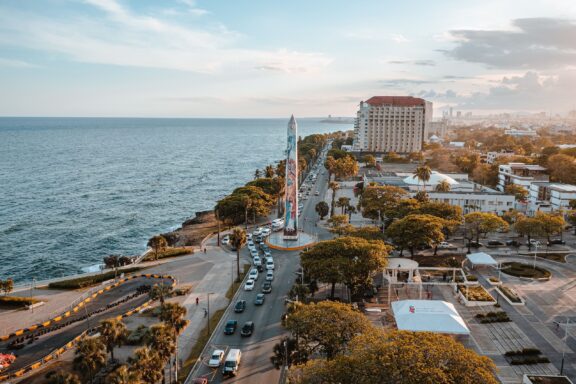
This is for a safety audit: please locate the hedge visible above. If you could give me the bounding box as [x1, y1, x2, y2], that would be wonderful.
[144, 247, 192, 261]
[48, 267, 143, 289]
[0, 296, 40, 308]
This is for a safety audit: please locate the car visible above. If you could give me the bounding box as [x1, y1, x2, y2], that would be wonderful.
[506, 240, 521, 247]
[266, 259, 275, 270]
[257, 265, 264, 273]
[254, 293, 265, 305]
[247, 240, 254, 247]
[260, 243, 270, 252]
[221, 236, 230, 246]
[244, 279, 255, 291]
[469, 241, 483, 248]
[548, 239, 566, 245]
[224, 320, 237, 335]
[250, 248, 259, 258]
[254, 235, 263, 243]
[261, 228, 271, 236]
[246, 233, 253, 240]
[234, 300, 246, 313]
[528, 239, 541, 246]
[208, 349, 225, 368]
[437, 241, 453, 249]
[240, 321, 254, 337]
[315, 191, 319, 196]
[253, 228, 262, 236]
[266, 270, 274, 281]
[262, 281, 272, 293]
[301, 195, 308, 200]
[253, 256, 262, 266]
[487, 240, 504, 247]
[192, 379, 208, 384]
[249, 268, 259, 281]
[298, 204, 304, 211]
[263, 250, 271, 258]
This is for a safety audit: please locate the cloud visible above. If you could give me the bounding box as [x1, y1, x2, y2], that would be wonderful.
[443, 18, 576, 69]
[388, 59, 435, 66]
[379, 79, 435, 87]
[443, 75, 475, 80]
[177, 0, 209, 16]
[0, 0, 330, 74]
[344, 31, 410, 43]
[0, 58, 39, 68]
[414, 89, 459, 99]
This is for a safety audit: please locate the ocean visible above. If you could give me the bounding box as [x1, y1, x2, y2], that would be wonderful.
[0, 117, 351, 283]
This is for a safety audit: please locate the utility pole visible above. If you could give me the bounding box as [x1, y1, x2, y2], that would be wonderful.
[207, 292, 214, 337]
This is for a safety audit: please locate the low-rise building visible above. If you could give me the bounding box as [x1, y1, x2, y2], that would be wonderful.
[497, 163, 549, 192]
[486, 151, 515, 164]
[528, 182, 576, 214]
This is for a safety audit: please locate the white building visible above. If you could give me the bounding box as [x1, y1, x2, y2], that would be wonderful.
[528, 182, 576, 214]
[352, 96, 432, 153]
[426, 119, 448, 140]
[504, 129, 538, 137]
[486, 151, 515, 164]
[497, 163, 549, 192]
[427, 191, 515, 215]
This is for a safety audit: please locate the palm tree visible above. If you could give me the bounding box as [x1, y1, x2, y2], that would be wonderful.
[414, 164, 432, 192]
[241, 195, 253, 229]
[435, 180, 451, 192]
[129, 347, 164, 384]
[336, 197, 351, 214]
[149, 283, 173, 305]
[147, 235, 168, 261]
[329, 181, 340, 217]
[100, 318, 128, 362]
[74, 336, 107, 383]
[265, 165, 275, 178]
[230, 227, 247, 282]
[347, 205, 357, 221]
[159, 303, 188, 383]
[254, 169, 261, 179]
[147, 324, 176, 383]
[106, 365, 141, 384]
[47, 372, 82, 384]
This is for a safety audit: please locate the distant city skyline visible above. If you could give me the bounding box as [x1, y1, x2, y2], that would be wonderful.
[0, 0, 575, 117]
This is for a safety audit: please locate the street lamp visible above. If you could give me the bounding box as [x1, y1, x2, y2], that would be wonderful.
[533, 241, 540, 270]
[206, 292, 214, 337]
[560, 317, 570, 375]
[29, 278, 36, 313]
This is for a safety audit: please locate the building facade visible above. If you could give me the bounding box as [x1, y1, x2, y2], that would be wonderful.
[352, 96, 432, 153]
[497, 163, 549, 192]
[527, 182, 576, 214]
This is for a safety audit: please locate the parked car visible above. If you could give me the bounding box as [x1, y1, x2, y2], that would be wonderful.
[247, 240, 254, 248]
[224, 320, 237, 335]
[234, 300, 246, 313]
[263, 250, 271, 258]
[208, 349, 225, 367]
[250, 248, 259, 258]
[244, 279, 255, 291]
[315, 191, 319, 196]
[548, 239, 566, 245]
[506, 240, 521, 247]
[261, 228, 271, 237]
[266, 270, 274, 281]
[249, 268, 259, 281]
[262, 281, 272, 293]
[240, 321, 254, 337]
[437, 242, 453, 249]
[254, 293, 265, 305]
[487, 240, 504, 247]
[469, 241, 483, 248]
[266, 259, 275, 270]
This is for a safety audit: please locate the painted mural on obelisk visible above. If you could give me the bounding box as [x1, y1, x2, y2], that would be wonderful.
[283, 115, 299, 240]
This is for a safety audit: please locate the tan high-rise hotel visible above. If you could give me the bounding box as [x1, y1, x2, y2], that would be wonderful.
[352, 96, 432, 153]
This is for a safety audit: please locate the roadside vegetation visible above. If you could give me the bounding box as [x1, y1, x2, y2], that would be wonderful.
[48, 267, 143, 289]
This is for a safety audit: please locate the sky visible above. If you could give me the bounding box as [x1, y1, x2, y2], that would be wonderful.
[0, 0, 575, 117]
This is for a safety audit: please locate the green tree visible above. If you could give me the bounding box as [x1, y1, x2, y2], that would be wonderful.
[265, 164, 275, 178]
[47, 372, 82, 384]
[285, 301, 371, 360]
[254, 169, 261, 179]
[502, 209, 524, 225]
[328, 181, 340, 217]
[327, 214, 353, 237]
[336, 196, 351, 214]
[535, 211, 565, 242]
[147, 323, 176, 382]
[414, 164, 432, 192]
[149, 282, 173, 305]
[314, 201, 329, 220]
[289, 329, 498, 384]
[358, 185, 408, 224]
[345, 226, 386, 242]
[147, 235, 168, 261]
[333, 156, 359, 180]
[464, 212, 509, 245]
[159, 302, 188, 382]
[230, 227, 247, 282]
[514, 217, 544, 250]
[324, 155, 337, 180]
[270, 337, 307, 369]
[1, 279, 13, 296]
[362, 154, 377, 168]
[100, 318, 128, 361]
[129, 347, 164, 384]
[74, 336, 107, 382]
[106, 365, 141, 384]
[435, 180, 452, 192]
[386, 214, 446, 257]
[505, 184, 529, 202]
[300, 237, 389, 299]
[548, 154, 576, 184]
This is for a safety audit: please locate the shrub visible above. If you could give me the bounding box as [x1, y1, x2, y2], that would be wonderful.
[498, 285, 522, 303]
[126, 325, 148, 345]
[0, 296, 40, 308]
[144, 247, 192, 261]
[488, 277, 500, 283]
[500, 262, 551, 279]
[458, 285, 494, 302]
[466, 275, 478, 281]
[48, 267, 143, 289]
[505, 348, 542, 356]
[476, 311, 510, 323]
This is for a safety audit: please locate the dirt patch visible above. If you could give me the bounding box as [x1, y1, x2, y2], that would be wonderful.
[161, 211, 219, 247]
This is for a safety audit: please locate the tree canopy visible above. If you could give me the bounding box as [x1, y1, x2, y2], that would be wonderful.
[385, 214, 446, 257]
[464, 212, 508, 244]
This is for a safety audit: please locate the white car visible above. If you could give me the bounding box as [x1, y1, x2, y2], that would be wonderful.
[261, 228, 271, 237]
[253, 256, 262, 266]
[221, 236, 230, 246]
[244, 279, 255, 291]
[314, 191, 319, 196]
[438, 242, 453, 249]
[249, 268, 259, 281]
[208, 349, 225, 368]
[253, 228, 262, 236]
[247, 233, 253, 240]
[247, 240, 254, 247]
[266, 270, 274, 281]
[266, 259, 275, 270]
[250, 248, 259, 258]
[263, 250, 271, 258]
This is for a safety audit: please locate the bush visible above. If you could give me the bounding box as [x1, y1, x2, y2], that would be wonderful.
[510, 356, 550, 365]
[488, 277, 500, 283]
[0, 296, 40, 308]
[144, 247, 192, 261]
[458, 285, 494, 302]
[466, 275, 478, 281]
[475, 311, 511, 323]
[126, 325, 148, 345]
[48, 267, 143, 289]
[500, 262, 551, 279]
[505, 348, 542, 356]
[498, 285, 522, 303]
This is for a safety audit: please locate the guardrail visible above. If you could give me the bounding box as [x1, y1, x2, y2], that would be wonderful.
[0, 273, 176, 383]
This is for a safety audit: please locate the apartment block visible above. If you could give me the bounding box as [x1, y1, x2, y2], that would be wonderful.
[352, 96, 432, 153]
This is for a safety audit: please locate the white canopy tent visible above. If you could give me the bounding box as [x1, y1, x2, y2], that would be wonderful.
[391, 300, 470, 335]
[466, 252, 498, 267]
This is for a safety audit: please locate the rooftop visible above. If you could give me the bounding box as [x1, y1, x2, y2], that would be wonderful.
[365, 96, 425, 107]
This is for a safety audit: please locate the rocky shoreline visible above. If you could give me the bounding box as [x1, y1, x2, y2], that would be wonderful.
[160, 210, 219, 247]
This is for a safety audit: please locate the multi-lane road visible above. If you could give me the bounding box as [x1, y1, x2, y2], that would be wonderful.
[187, 150, 332, 384]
